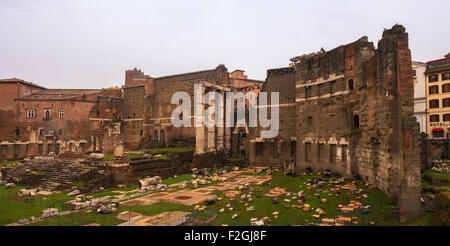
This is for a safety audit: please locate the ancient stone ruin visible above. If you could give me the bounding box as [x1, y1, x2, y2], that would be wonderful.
[249, 24, 421, 222]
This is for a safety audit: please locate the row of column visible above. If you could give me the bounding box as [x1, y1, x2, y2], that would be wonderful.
[195, 86, 230, 154]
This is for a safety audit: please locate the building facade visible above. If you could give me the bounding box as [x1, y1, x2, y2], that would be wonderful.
[425, 53, 450, 138]
[412, 61, 427, 134]
[0, 66, 262, 158]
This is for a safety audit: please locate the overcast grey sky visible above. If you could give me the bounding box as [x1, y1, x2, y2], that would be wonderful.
[0, 0, 449, 89]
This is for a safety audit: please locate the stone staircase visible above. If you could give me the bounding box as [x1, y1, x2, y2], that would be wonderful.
[6, 159, 93, 191]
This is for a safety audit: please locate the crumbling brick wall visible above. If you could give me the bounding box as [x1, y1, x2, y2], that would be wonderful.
[294, 25, 420, 222]
[249, 24, 420, 222]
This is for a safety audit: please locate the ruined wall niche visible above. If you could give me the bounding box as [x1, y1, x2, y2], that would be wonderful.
[348, 79, 354, 90]
[353, 114, 360, 128]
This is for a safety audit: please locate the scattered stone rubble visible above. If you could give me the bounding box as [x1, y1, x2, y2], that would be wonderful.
[431, 161, 450, 173]
[138, 176, 170, 192]
[41, 208, 59, 219]
[89, 153, 105, 160]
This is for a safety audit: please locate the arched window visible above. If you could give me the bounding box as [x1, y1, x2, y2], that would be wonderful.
[354, 114, 360, 128]
[348, 79, 354, 90]
[44, 109, 51, 120]
[154, 130, 158, 140]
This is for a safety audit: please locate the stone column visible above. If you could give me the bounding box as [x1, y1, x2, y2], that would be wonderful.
[216, 91, 225, 151]
[207, 89, 216, 152]
[43, 136, 48, 155]
[195, 84, 205, 154]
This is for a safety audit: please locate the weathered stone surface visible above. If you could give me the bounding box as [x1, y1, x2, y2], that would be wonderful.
[68, 190, 80, 196]
[41, 208, 58, 218]
[89, 153, 104, 160]
[139, 176, 162, 189]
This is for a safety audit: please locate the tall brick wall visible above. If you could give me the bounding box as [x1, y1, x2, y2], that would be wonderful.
[122, 85, 146, 149]
[249, 24, 420, 222]
[249, 67, 296, 166]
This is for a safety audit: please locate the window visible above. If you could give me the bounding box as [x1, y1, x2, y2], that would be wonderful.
[154, 130, 158, 140]
[443, 84, 450, 93]
[140, 129, 143, 136]
[442, 72, 450, 81]
[429, 75, 439, 82]
[58, 109, 64, 118]
[39, 129, 44, 136]
[413, 70, 416, 77]
[444, 114, 450, 122]
[44, 109, 51, 120]
[430, 115, 440, 122]
[444, 98, 450, 107]
[27, 110, 35, 118]
[429, 85, 439, 94]
[15, 128, 20, 136]
[348, 79, 354, 90]
[353, 114, 360, 128]
[429, 99, 439, 108]
[59, 128, 63, 135]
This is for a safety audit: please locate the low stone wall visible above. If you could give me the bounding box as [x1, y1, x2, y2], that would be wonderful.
[105, 151, 222, 185]
[130, 158, 191, 179]
[193, 151, 224, 168]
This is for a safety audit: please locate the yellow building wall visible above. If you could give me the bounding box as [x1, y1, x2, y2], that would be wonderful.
[426, 69, 450, 137]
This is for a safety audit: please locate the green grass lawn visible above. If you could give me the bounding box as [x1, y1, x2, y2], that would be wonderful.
[0, 186, 72, 225]
[206, 172, 399, 226]
[422, 169, 450, 193]
[423, 169, 450, 185]
[0, 161, 17, 167]
[4, 170, 438, 226]
[28, 202, 192, 226]
[82, 147, 195, 161]
[163, 174, 192, 185]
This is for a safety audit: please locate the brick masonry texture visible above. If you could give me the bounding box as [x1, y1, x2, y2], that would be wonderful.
[249, 25, 421, 222]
